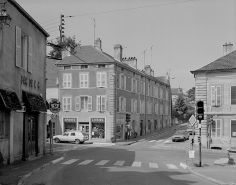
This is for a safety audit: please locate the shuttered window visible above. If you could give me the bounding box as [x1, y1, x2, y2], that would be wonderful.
[211, 119, 221, 137]
[231, 86, 236, 105]
[97, 96, 106, 111]
[211, 86, 221, 106]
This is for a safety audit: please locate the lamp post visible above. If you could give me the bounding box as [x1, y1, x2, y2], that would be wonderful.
[0, 1, 11, 26]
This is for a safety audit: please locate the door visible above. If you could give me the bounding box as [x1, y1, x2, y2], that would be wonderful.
[28, 116, 36, 155]
[140, 122, 143, 136]
[79, 125, 89, 138]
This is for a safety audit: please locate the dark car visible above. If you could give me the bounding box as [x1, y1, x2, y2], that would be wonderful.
[172, 130, 189, 142]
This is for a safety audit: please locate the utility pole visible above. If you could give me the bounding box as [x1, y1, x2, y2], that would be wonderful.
[92, 18, 96, 46]
[59, 14, 65, 43]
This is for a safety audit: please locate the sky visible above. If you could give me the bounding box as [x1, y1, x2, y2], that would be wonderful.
[16, 0, 236, 93]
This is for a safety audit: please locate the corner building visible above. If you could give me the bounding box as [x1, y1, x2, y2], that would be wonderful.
[56, 39, 171, 142]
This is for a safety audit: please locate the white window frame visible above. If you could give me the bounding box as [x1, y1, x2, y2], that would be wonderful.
[63, 73, 72, 88]
[63, 97, 72, 111]
[119, 96, 126, 112]
[79, 95, 92, 111]
[211, 119, 221, 138]
[97, 72, 107, 88]
[119, 74, 126, 90]
[230, 86, 236, 105]
[132, 99, 137, 113]
[211, 86, 221, 106]
[97, 95, 106, 111]
[132, 78, 137, 92]
[230, 119, 236, 138]
[80, 73, 89, 88]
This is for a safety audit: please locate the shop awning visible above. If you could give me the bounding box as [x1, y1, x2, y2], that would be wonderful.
[23, 91, 47, 112]
[0, 89, 22, 110]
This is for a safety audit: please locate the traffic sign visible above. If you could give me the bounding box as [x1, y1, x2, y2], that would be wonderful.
[49, 100, 60, 113]
[189, 115, 197, 127]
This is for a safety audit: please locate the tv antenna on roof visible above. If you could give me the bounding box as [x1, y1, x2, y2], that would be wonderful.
[92, 18, 96, 46]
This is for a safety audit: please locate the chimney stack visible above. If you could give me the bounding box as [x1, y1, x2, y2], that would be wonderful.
[95, 38, 102, 50]
[223, 42, 233, 56]
[114, 44, 123, 62]
[144, 65, 151, 75]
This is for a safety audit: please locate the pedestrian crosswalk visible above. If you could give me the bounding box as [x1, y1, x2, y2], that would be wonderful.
[59, 158, 185, 170]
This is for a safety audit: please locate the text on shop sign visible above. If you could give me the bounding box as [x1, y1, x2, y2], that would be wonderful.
[91, 118, 105, 123]
[64, 118, 77, 122]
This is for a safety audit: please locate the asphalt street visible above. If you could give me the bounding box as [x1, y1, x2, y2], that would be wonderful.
[25, 128, 226, 185]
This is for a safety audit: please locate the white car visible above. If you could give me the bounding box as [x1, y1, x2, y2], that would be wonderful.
[53, 131, 88, 144]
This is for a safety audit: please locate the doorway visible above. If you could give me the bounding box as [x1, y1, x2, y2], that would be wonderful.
[79, 124, 89, 138]
[28, 116, 36, 156]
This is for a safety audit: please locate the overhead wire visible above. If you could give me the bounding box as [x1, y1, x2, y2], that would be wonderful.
[45, 25, 60, 30]
[43, 21, 61, 27]
[41, 17, 59, 25]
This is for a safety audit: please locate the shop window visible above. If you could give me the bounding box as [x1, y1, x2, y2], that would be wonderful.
[0, 108, 10, 139]
[91, 123, 105, 139]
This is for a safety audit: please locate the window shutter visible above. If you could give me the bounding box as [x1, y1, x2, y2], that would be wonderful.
[231, 86, 236, 105]
[68, 98, 71, 111]
[119, 75, 121, 88]
[97, 96, 100, 111]
[16, 26, 21, 67]
[75, 96, 80, 111]
[216, 86, 221, 105]
[119, 97, 121, 112]
[88, 96, 92, 111]
[211, 86, 216, 105]
[131, 79, 133, 92]
[124, 76, 126, 90]
[85, 74, 88, 88]
[28, 36, 32, 73]
[97, 73, 101, 87]
[102, 96, 106, 111]
[131, 99, 133, 113]
[102, 73, 106, 87]
[124, 98, 126, 112]
[63, 74, 67, 88]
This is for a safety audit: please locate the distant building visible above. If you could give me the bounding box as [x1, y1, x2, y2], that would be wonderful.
[0, 0, 49, 164]
[54, 38, 172, 142]
[191, 49, 236, 149]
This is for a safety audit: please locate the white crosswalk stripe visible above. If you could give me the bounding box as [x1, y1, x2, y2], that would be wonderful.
[166, 164, 178, 169]
[62, 159, 79, 164]
[114, 161, 125, 166]
[132, 161, 141, 167]
[149, 163, 158, 168]
[95, 160, 109, 165]
[164, 140, 171, 143]
[78, 160, 93, 165]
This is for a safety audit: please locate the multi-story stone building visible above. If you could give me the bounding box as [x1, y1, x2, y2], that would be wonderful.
[191, 48, 236, 149]
[55, 39, 171, 142]
[0, 0, 49, 164]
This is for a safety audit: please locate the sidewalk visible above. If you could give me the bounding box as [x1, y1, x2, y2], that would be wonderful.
[181, 156, 236, 185]
[0, 152, 66, 185]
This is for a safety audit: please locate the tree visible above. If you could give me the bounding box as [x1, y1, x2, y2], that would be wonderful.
[174, 95, 188, 115]
[187, 87, 195, 102]
[48, 36, 80, 59]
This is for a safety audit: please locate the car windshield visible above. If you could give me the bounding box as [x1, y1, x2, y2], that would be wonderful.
[175, 131, 184, 135]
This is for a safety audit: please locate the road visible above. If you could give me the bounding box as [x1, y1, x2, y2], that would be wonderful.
[25, 127, 226, 185]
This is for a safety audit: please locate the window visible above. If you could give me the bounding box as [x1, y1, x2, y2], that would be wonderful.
[63, 73, 72, 88]
[148, 101, 152, 114]
[166, 89, 169, 100]
[231, 120, 236, 138]
[132, 78, 137, 92]
[71, 133, 75, 136]
[98, 64, 106, 68]
[211, 119, 221, 137]
[160, 87, 163, 99]
[211, 86, 221, 106]
[148, 84, 151, 96]
[97, 96, 106, 111]
[64, 66, 72, 70]
[119, 97, 126, 112]
[131, 99, 137, 113]
[16, 26, 32, 73]
[155, 103, 158, 114]
[140, 100, 145, 114]
[165, 104, 168, 114]
[119, 74, 126, 90]
[97, 72, 107, 87]
[63, 97, 71, 111]
[81, 65, 88, 69]
[231, 86, 236, 105]
[80, 73, 89, 88]
[75, 96, 92, 111]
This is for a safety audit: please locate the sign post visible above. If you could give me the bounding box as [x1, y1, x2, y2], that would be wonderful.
[49, 99, 61, 155]
[189, 115, 196, 149]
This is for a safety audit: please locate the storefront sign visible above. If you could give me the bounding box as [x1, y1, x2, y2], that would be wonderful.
[21, 75, 40, 89]
[64, 118, 77, 123]
[91, 118, 105, 123]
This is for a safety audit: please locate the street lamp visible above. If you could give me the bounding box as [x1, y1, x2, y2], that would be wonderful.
[0, 1, 11, 26]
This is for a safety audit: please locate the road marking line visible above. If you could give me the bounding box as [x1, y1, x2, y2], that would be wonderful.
[95, 160, 109, 165]
[157, 140, 163, 142]
[166, 164, 178, 169]
[149, 140, 156, 142]
[51, 157, 64, 164]
[149, 163, 158, 168]
[114, 161, 125, 166]
[164, 140, 171, 143]
[132, 161, 141, 167]
[78, 160, 93, 165]
[61, 159, 79, 164]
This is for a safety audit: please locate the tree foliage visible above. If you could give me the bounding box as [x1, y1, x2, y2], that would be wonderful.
[186, 87, 195, 102]
[48, 36, 80, 59]
[174, 95, 188, 114]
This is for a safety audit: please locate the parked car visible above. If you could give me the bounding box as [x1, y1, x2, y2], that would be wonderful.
[172, 130, 189, 142]
[53, 131, 89, 144]
[186, 128, 195, 135]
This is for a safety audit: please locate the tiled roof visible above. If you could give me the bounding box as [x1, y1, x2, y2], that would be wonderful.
[56, 46, 115, 65]
[191, 50, 236, 73]
[46, 59, 59, 88]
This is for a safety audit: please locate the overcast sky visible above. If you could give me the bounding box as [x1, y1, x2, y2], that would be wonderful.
[16, 0, 236, 93]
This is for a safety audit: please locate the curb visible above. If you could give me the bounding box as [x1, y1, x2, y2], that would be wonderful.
[180, 161, 231, 185]
[17, 153, 66, 185]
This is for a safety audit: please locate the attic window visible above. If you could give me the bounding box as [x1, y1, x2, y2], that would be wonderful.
[121, 67, 124, 71]
[64, 66, 72, 70]
[81, 65, 88, 69]
[98, 64, 106, 68]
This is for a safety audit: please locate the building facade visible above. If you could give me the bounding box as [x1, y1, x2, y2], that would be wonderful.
[55, 39, 172, 142]
[0, 0, 49, 164]
[191, 50, 236, 149]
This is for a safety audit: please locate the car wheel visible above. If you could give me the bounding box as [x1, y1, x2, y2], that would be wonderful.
[75, 139, 80, 144]
[54, 138, 60, 143]
[80, 141, 84, 144]
[172, 139, 175, 142]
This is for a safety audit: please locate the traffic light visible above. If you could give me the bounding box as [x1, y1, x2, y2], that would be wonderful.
[208, 117, 214, 126]
[196, 101, 204, 121]
[59, 14, 65, 41]
[198, 136, 201, 143]
[126, 114, 131, 123]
